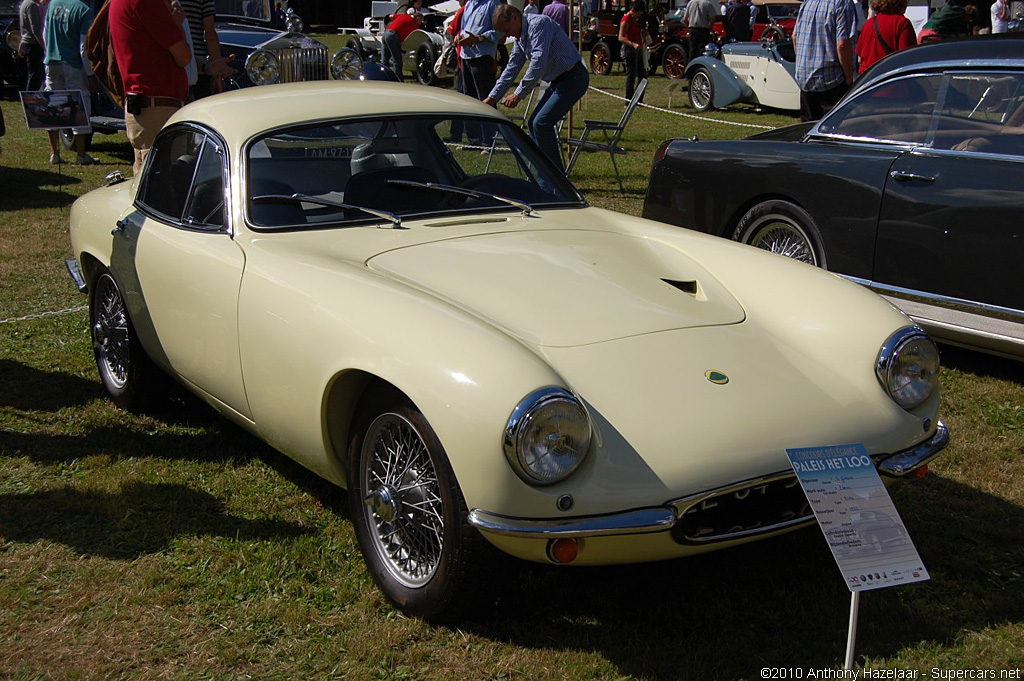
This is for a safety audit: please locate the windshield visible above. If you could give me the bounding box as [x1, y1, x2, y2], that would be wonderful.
[216, 0, 272, 20]
[245, 115, 585, 230]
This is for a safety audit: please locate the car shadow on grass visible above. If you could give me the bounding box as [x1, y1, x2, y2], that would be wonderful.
[0, 359, 349, 517]
[0, 481, 314, 560]
[467, 472, 1024, 678]
[939, 344, 1024, 385]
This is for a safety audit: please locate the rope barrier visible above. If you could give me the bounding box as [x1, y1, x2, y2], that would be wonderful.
[0, 305, 87, 325]
[585, 84, 778, 131]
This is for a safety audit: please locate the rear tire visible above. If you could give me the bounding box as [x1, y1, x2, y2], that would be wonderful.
[732, 200, 826, 267]
[89, 271, 159, 411]
[661, 42, 687, 80]
[415, 42, 438, 86]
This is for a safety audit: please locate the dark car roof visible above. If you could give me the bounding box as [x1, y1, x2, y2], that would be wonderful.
[850, 33, 1024, 99]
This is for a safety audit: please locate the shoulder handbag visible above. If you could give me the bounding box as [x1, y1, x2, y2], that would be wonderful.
[434, 42, 454, 78]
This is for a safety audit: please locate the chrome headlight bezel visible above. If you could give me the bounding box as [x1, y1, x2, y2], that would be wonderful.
[504, 387, 592, 486]
[245, 49, 280, 86]
[5, 25, 22, 54]
[331, 48, 363, 80]
[876, 326, 940, 410]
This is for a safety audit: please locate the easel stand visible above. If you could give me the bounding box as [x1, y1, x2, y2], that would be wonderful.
[845, 591, 861, 670]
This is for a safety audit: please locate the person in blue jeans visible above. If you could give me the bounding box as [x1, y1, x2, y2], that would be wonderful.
[484, 4, 589, 173]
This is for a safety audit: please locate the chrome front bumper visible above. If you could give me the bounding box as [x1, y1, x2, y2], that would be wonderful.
[469, 421, 950, 541]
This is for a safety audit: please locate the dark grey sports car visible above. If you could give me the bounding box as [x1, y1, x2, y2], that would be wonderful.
[643, 35, 1024, 360]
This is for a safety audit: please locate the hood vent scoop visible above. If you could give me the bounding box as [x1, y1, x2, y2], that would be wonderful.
[662, 278, 699, 296]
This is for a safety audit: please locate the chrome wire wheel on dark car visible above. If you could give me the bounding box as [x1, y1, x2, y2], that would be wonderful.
[359, 411, 445, 588]
[733, 199, 827, 268]
[688, 66, 714, 111]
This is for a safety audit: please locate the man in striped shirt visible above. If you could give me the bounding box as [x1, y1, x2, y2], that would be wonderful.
[485, 4, 588, 172]
[179, 0, 232, 98]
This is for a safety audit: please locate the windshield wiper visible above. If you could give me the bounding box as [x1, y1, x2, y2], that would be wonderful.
[386, 179, 536, 218]
[252, 193, 404, 229]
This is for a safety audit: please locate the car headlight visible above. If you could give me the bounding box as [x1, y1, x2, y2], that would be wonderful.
[331, 48, 362, 80]
[504, 387, 592, 486]
[6, 26, 22, 53]
[245, 49, 279, 86]
[876, 327, 940, 410]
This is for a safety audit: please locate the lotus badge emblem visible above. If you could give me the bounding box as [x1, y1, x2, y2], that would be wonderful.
[705, 370, 729, 385]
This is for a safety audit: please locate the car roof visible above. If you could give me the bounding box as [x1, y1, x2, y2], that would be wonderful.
[850, 33, 1024, 98]
[166, 81, 505, 149]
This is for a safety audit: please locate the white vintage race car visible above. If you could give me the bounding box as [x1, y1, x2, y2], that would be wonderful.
[686, 39, 800, 112]
[66, 81, 947, 620]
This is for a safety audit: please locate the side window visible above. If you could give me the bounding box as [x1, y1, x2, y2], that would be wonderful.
[137, 128, 204, 222]
[184, 137, 227, 229]
[938, 73, 1024, 157]
[817, 74, 943, 144]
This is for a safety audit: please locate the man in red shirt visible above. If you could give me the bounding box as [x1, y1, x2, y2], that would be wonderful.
[382, 10, 423, 80]
[618, 1, 647, 102]
[109, 0, 189, 173]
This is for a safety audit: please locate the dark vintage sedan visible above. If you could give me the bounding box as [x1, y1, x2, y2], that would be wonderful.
[1, 0, 25, 90]
[643, 35, 1024, 360]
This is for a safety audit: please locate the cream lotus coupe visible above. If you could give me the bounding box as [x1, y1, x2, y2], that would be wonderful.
[66, 81, 949, 620]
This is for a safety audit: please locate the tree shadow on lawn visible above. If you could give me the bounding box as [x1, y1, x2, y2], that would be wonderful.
[0, 481, 313, 559]
[0, 164, 84, 211]
[469, 473, 1024, 679]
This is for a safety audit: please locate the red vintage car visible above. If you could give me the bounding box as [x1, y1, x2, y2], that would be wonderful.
[585, 0, 800, 79]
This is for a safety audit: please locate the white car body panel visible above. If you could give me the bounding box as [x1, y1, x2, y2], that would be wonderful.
[68, 82, 945, 569]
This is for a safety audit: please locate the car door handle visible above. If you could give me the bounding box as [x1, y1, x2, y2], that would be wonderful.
[112, 219, 127, 236]
[889, 170, 936, 183]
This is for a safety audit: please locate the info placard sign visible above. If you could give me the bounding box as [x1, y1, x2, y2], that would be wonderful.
[786, 443, 929, 592]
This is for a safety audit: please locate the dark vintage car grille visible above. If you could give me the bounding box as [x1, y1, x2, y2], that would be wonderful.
[270, 45, 329, 83]
[671, 473, 814, 544]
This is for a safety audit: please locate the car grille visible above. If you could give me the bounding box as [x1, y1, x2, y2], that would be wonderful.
[270, 46, 329, 83]
[671, 473, 814, 544]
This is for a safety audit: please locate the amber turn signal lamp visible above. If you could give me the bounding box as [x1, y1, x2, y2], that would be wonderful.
[547, 538, 579, 564]
[910, 465, 929, 479]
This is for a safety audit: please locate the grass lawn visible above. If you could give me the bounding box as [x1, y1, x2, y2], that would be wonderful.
[0, 47, 1022, 679]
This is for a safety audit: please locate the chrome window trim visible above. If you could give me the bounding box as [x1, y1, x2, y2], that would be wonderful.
[134, 122, 233, 236]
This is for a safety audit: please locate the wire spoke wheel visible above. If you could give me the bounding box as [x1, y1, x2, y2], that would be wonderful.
[689, 67, 714, 110]
[746, 220, 817, 263]
[92, 273, 131, 390]
[361, 412, 445, 588]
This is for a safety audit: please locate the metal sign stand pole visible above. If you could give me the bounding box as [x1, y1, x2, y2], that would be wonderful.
[845, 591, 861, 671]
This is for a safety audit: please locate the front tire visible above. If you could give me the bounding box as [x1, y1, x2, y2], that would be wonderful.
[590, 40, 613, 75]
[89, 271, 157, 411]
[348, 389, 491, 620]
[688, 66, 715, 111]
[732, 199, 826, 267]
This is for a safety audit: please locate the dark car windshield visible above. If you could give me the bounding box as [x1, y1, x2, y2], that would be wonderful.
[245, 115, 586, 230]
[216, 0, 271, 20]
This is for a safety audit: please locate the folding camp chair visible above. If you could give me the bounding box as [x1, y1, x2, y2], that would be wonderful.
[565, 78, 648, 193]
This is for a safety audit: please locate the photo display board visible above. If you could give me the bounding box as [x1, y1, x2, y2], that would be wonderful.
[786, 443, 929, 592]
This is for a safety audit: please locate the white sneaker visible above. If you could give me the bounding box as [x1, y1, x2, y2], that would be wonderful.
[50, 153, 62, 164]
[75, 154, 99, 165]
